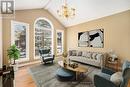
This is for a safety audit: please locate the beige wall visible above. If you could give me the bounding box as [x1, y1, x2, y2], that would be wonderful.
[67, 10, 130, 61]
[3, 9, 66, 64]
[0, 14, 2, 68]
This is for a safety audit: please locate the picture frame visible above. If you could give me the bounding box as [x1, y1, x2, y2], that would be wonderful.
[78, 29, 104, 48]
[11, 20, 29, 61]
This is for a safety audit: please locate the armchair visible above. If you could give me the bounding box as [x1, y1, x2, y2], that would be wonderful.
[94, 60, 130, 87]
[39, 49, 54, 64]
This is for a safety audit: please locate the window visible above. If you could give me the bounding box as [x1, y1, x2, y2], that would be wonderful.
[56, 30, 64, 55]
[11, 21, 29, 61]
[34, 18, 54, 58]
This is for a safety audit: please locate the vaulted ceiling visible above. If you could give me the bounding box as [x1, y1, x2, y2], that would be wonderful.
[15, 0, 130, 27]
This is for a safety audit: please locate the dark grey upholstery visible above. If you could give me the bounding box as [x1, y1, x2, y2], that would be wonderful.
[94, 60, 130, 87]
[39, 49, 54, 64]
[56, 68, 75, 81]
[120, 61, 130, 87]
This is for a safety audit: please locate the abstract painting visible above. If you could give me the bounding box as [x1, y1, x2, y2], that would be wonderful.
[78, 29, 104, 48]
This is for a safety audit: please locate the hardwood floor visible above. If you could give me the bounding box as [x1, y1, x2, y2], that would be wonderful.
[128, 80, 130, 87]
[15, 65, 37, 87]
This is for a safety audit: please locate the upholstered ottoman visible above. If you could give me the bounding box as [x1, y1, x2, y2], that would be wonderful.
[56, 68, 75, 81]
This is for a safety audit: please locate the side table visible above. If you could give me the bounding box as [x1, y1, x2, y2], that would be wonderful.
[105, 59, 120, 71]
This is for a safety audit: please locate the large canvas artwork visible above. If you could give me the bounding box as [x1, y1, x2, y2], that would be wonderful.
[78, 29, 104, 48]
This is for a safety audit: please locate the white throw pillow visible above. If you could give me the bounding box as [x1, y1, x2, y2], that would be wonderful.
[96, 54, 103, 60]
[86, 52, 92, 58]
[92, 53, 97, 59]
[110, 72, 122, 86]
[82, 51, 87, 57]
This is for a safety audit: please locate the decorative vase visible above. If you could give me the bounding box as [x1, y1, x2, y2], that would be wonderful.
[10, 60, 18, 72]
[63, 58, 67, 67]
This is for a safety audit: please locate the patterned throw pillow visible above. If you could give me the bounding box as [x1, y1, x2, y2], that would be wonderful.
[71, 50, 77, 56]
[68, 50, 72, 56]
[96, 53, 103, 60]
[82, 51, 87, 57]
[77, 51, 82, 56]
[110, 72, 122, 86]
[86, 52, 92, 58]
[92, 53, 97, 59]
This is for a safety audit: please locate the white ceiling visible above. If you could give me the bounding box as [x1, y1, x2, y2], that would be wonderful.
[15, 0, 130, 27]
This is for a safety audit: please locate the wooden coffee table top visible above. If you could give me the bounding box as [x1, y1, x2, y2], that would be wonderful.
[58, 61, 88, 73]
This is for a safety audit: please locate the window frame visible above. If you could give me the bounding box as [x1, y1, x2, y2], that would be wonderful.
[11, 20, 29, 62]
[56, 30, 64, 55]
[34, 17, 54, 59]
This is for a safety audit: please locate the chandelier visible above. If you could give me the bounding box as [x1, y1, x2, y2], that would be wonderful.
[57, 0, 75, 19]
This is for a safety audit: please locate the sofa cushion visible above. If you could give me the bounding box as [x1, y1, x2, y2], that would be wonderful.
[110, 72, 122, 86]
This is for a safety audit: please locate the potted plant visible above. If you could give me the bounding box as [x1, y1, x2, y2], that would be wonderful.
[7, 44, 20, 71]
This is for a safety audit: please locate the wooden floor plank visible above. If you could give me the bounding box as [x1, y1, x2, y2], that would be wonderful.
[15, 65, 36, 87]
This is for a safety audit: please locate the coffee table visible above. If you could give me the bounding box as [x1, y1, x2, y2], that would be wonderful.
[58, 61, 88, 80]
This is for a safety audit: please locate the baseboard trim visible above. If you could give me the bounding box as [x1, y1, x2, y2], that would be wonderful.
[18, 60, 41, 68]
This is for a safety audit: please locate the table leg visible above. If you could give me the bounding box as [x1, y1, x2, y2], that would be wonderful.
[76, 71, 78, 80]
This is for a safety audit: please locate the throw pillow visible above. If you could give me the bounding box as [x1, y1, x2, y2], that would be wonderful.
[110, 72, 122, 86]
[77, 51, 82, 56]
[96, 53, 103, 60]
[68, 50, 72, 56]
[86, 52, 92, 58]
[82, 51, 87, 57]
[92, 53, 97, 59]
[71, 50, 77, 56]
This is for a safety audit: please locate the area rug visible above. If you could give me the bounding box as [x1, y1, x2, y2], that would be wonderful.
[28, 62, 100, 87]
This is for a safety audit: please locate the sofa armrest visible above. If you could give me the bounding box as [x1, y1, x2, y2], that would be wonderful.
[94, 75, 117, 87]
[101, 67, 115, 75]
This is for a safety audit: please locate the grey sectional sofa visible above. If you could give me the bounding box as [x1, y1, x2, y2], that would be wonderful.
[68, 50, 106, 68]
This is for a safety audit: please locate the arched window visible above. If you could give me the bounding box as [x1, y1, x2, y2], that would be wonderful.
[34, 18, 54, 57]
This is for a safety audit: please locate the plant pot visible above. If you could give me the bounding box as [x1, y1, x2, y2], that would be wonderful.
[10, 63, 18, 72]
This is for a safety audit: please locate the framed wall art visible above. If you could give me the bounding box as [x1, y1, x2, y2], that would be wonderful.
[78, 29, 104, 48]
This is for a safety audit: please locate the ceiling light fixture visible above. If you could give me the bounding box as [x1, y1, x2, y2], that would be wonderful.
[57, 0, 75, 19]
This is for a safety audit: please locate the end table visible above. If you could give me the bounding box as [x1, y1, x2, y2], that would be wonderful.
[105, 59, 120, 71]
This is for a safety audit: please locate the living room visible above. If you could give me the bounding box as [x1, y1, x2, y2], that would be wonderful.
[0, 0, 130, 87]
